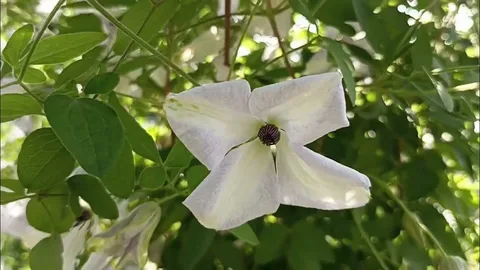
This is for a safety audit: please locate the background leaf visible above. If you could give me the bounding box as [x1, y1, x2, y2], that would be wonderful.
[0, 94, 43, 123]
[29, 234, 63, 270]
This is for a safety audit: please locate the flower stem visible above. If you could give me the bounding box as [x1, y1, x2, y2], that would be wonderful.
[87, 0, 200, 86]
[352, 209, 389, 270]
[371, 176, 448, 257]
[227, 0, 264, 80]
[17, 0, 66, 83]
[112, 4, 158, 72]
[265, 0, 294, 78]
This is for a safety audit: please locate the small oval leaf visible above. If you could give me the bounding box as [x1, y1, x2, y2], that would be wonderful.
[2, 24, 34, 66]
[139, 165, 167, 190]
[102, 140, 135, 198]
[67, 174, 119, 219]
[84, 72, 120, 95]
[29, 234, 63, 270]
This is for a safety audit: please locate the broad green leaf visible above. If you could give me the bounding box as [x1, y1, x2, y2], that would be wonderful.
[139, 165, 167, 190]
[55, 81, 79, 98]
[18, 67, 47, 84]
[230, 223, 260, 246]
[314, 0, 357, 36]
[108, 93, 161, 162]
[83, 72, 120, 95]
[325, 39, 356, 105]
[287, 220, 334, 270]
[0, 191, 26, 204]
[67, 174, 119, 219]
[2, 24, 34, 66]
[165, 140, 193, 168]
[18, 128, 75, 191]
[179, 218, 216, 270]
[255, 223, 290, 264]
[113, 0, 180, 54]
[68, 191, 83, 216]
[58, 13, 103, 34]
[102, 140, 135, 198]
[55, 57, 99, 88]
[26, 183, 76, 233]
[186, 165, 209, 192]
[28, 32, 107, 65]
[29, 234, 63, 270]
[44, 95, 125, 178]
[0, 93, 43, 123]
[1, 179, 25, 194]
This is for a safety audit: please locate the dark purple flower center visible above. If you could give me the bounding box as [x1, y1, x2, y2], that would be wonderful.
[258, 124, 280, 146]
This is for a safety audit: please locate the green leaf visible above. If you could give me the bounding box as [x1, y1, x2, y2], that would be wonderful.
[28, 32, 107, 65]
[411, 27, 433, 71]
[0, 191, 26, 205]
[1, 179, 25, 194]
[83, 72, 120, 95]
[58, 13, 103, 34]
[29, 234, 63, 270]
[113, 0, 181, 54]
[67, 174, 119, 219]
[255, 223, 290, 264]
[230, 223, 260, 246]
[18, 128, 76, 191]
[424, 67, 454, 112]
[44, 95, 125, 178]
[186, 165, 209, 193]
[288, 220, 334, 270]
[55, 57, 99, 88]
[289, 0, 316, 23]
[17, 67, 47, 84]
[0, 93, 43, 123]
[165, 140, 193, 169]
[212, 237, 246, 270]
[179, 218, 216, 270]
[2, 24, 34, 66]
[325, 39, 356, 105]
[139, 165, 167, 190]
[68, 191, 83, 217]
[352, 0, 389, 56]
[108, 93, 161, 162]
[400, 155, 439, 200]
[26, 183, 76, 233]
[102, 140, 135, 198]
[55, 81, 80, 98]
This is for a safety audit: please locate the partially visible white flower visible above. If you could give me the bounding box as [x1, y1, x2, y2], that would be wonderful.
[150, 67, 168, 88]
[305, 49, 334, 75]
[115, 70, 143, 98]
[212, 56, 230, 82]
[86, 202, 161, 269]
[0, 199, 92, 270]
[181, 27, 225, 63]
[163, 72, 371, 230]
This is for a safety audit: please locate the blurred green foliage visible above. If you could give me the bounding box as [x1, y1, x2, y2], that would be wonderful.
[0, 0, 479, 269]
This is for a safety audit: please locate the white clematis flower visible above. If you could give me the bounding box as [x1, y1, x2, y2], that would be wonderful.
[163, 72, 371, 230]
[86, 202, 161, 270]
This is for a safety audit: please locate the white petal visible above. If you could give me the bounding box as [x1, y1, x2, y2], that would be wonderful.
[62, 223, 89, 270]
[276, 133, 371, 210]
[249, 72, 349, 145]
[164, 80, 262, 170]
[183, 139, 279, 230]
[81, 252, 111, 270]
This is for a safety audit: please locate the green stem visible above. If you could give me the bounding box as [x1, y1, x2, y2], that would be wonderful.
[265, 0, 294, 78]
[112, 5, 158, 72]
[371, 176, 448, 257]
[227, 0, 264, 80]
[352, 209, 389, 270]
[19, 83, 43, 103]
[431, 65, 480, 74]
[156, 192, 186, 205]
[114, 91, 163, 107]
[87, 0, 200, 86]
[17, 0, 66, 82]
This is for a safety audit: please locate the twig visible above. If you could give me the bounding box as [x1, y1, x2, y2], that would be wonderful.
[352, 209, 389, 270]
[265, 0, 294, 78]
[112, 4, 158, 72]
[17, 0, 66, 82]
[87, 0, 200, 86]
[19, 83, 43, 103]
[0, 80, 19, 89]
[224, 0, 231, 66]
